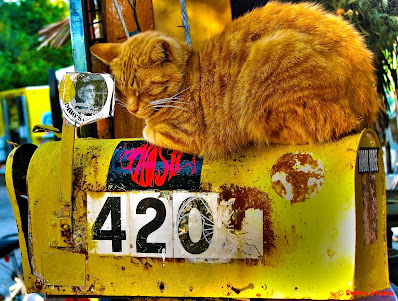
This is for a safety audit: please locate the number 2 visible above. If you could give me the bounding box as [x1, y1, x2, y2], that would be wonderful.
[136, 197, 166, 253]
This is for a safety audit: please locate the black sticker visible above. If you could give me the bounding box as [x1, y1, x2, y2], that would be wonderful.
[358, 148, 379, 173]
[107, 141, 203, 191]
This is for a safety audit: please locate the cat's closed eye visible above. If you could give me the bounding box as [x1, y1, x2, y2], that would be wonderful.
[151, 80, 169, 85]
[149, 86, 167, 96]
[91, 2, 382, 159]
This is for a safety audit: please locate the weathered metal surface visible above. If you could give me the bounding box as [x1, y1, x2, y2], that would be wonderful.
[270, 153, 325, 203]
[5, 144, 38, 292]
[41, 252, 85, 286]
[352, 131, 389, 296]
[6, 129, 389, 299]
[51, 121, 76, 247]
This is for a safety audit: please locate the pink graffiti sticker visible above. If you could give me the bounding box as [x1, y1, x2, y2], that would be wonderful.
[107, 141, 202, 191]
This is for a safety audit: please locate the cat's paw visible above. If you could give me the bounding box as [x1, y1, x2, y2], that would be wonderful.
[143, 126, 156, 144]
[143, 125, 199, 154]
[143, 125, 182, 152]
[143, 126, 170, 148]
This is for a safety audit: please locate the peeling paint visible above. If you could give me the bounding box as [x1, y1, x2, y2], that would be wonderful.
[362, 173, 377, 245]
[60, 224, 73, 246]
[270, 153, 324, 203]
[157, 281, 166, 292]
[220, 184, 275, 255]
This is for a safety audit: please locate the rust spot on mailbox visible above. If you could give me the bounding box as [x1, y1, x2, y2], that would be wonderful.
[60, 223, 73, 245]
[270, 153, 324, 203]
[220, 184, 275, 254]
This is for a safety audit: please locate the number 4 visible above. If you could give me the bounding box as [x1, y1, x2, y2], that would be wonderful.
[92, 197, 126, 252]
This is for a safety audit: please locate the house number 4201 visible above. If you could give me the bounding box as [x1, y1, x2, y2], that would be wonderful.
[87, 191, 263, 260]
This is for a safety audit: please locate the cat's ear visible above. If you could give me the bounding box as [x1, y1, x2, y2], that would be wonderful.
[148, 40, 173, 64]
[90, 43, 121, 65]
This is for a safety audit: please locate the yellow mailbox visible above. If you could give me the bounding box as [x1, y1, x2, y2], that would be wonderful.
[6, 128, 388, 299]
[0, 86, 53, 146]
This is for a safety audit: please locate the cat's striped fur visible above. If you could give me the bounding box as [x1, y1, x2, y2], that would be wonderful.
[91, 1, 381, 159]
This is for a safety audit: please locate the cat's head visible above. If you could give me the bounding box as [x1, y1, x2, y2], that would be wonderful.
[91, 31, 190, 119]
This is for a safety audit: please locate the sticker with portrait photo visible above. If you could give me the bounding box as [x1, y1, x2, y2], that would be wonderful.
[59, 72, 115, 126]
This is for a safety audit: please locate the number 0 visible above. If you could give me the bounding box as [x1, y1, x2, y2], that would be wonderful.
[177, 197, 214, 254]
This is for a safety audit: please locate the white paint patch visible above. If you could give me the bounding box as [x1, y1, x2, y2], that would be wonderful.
[271, 153, 325, 203]
[238, 209, 263, 258]
[271, 172, 293, 201]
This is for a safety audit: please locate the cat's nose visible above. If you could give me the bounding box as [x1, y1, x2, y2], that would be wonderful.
[126, 98, 139, 114]
[128, 104, 139, 114]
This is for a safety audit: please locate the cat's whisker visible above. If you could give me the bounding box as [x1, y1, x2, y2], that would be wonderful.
[115, 98, 125, 104]
[151, 104, 188, 109]
[164, 80, 181, 88]
[114, 98, 132, 112]
[151, 95, 186, 102]
[172, 86, 191, 97]
[146, 86, 193, 107]
[150, 99, 190, 106]
[152, 94, 191, 102]
[157, 96, 186, 101]
[149, 98, 175, 105]
[151, 105, 188, 111]
[115, 99, 128, 108]
[115, 104, 127, 109]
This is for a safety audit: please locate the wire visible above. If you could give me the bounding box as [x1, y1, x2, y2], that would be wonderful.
[179, 0, 192, 46]
[112, 0, 130, 39]
[127, 0, 141, 33]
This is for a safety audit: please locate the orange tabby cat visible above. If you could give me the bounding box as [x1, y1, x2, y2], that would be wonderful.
[91, 1, 381, 159]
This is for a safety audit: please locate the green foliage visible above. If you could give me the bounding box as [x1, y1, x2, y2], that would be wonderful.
[281, 0, 398, 117]
[0, 0, 73, 91]
[314, 1, 398, 53]
[325, 1, 398, 112]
